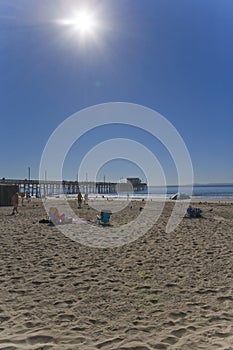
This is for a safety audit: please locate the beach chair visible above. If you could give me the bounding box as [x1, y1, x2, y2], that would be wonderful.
[186, 205, 203, 218]
[97, 210, 112, 226]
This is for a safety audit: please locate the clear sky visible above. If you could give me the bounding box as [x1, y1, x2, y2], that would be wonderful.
[1, 0, 233, 184]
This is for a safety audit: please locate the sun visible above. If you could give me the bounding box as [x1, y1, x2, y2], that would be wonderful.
[73, 11, 96, 33]
[58, 10, 97, 37]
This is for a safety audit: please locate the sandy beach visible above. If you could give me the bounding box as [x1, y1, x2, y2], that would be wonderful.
[0, 198, 233, 349]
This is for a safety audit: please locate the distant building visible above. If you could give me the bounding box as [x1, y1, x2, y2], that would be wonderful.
[127, 178, 147, 192]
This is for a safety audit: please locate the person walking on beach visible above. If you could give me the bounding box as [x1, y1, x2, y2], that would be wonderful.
[11, 192, 19, 215]
[77, 191, 83, 209]
[84, 193, 88, 205]
[20, 192, 25, 206]
[26, 192, 31, 203]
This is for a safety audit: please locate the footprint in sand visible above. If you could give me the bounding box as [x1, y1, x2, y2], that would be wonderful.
[217, 295, 233, 302]
[27, 335, 54, 345]
[0, 315, 10, 323]
[168, 311, 186, 320]
[96, 336, 124, 349]
[56, 313, 76, 322]
[114, 344, 151, 350]
[160, 335, 178, 345]
[171, 327, 187, 338]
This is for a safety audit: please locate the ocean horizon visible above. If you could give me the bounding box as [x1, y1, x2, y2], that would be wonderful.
[63, 184, 233, 201]
[147, 184, 233, 200]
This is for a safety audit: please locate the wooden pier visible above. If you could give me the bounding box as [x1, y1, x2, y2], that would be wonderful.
[0, 178, 147, 196]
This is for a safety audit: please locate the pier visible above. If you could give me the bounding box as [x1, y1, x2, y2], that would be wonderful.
[0, 178, 147, 196]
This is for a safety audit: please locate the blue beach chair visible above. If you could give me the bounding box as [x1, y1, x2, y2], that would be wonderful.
[97, 210, 112, 226]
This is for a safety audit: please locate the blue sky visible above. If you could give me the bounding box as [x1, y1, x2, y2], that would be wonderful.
[1, 0, 233, 184]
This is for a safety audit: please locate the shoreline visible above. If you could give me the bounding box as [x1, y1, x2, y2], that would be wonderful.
[49, 194, 233, 203]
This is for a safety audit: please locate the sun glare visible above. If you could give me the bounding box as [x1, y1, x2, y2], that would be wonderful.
[59, 10, 97, 37]
[73, 11, 95, 33]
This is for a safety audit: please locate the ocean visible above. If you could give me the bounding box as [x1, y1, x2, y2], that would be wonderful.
[45, 184, 233, 201]
[145, 185, 233, 201]
[100, 184, 233, 201]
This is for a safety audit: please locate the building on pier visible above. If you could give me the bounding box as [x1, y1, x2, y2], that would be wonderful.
[126, 178, 148, 193]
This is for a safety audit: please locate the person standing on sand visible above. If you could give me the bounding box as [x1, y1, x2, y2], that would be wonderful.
[84, 193, 88, 205]
[26, 192, 31, 203]
[11, 192, 19, 215]
[77, 191, 83, 209]
[20, 192, 25, 206]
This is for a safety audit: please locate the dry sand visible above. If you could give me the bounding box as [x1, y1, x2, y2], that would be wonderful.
[0, 198, 233, 349]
